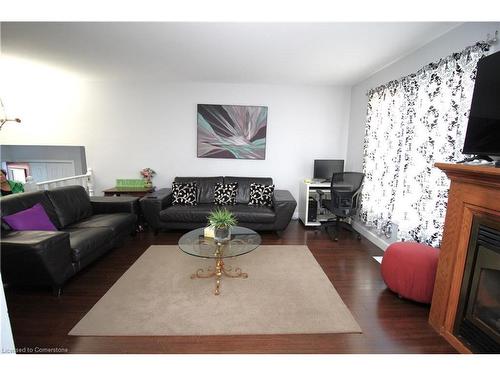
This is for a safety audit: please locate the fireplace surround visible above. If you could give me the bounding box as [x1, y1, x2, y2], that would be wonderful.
[430, 163, 500, 354]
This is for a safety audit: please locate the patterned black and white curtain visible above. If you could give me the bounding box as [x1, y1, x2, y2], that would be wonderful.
[359, 42, 490, 247]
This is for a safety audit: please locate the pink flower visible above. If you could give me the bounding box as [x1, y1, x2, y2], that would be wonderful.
[140, 168, 156, 180]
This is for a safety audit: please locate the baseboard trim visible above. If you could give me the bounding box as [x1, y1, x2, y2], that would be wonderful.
[352, 220, 391, 251]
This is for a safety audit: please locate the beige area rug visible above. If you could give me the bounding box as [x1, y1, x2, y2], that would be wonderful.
[69, 245, 361, 336]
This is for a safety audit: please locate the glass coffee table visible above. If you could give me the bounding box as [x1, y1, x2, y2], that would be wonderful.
[178, 226, 261, 295]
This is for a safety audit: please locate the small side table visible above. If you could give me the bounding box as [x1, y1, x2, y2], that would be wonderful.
[101, 188, 154, 231]
[103, 187, 154, 198]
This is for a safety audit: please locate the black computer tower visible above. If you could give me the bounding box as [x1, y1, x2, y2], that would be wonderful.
[308, 196, 318, 222]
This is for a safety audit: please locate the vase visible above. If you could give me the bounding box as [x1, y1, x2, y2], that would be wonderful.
[214, 226, 231, 243]
[144, 179, 153, 188]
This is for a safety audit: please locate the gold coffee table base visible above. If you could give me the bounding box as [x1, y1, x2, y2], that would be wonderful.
[191, 250, 248, 295]
[180, 230, 259, 296]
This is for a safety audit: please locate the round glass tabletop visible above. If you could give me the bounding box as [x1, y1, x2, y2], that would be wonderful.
[178, 226, 261, 259]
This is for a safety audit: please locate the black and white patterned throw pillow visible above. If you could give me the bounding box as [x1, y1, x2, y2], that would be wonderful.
[172, 182, 197, 205]
[214, 182, 238, 205]
[248, 183, 274, 206]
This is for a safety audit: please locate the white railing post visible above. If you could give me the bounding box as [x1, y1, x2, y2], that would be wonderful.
[87, 168, 94, 196]
[24, 176, 38, 192]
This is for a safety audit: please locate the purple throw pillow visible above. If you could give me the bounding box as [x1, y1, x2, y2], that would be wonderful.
[2, 203, 57, 231]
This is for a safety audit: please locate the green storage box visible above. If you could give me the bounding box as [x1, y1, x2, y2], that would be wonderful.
[116, 179, 145, 188]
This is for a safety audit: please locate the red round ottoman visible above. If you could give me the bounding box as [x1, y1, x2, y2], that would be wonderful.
[381, 242, 439, 304]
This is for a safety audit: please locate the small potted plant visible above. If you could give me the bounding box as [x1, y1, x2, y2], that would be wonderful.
[207, 208, 238, 243]
[140, 168, 156, 188]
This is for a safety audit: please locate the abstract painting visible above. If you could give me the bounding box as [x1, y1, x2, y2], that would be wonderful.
[197, 104, 268, 159]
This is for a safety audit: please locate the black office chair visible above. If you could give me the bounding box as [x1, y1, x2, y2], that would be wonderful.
[321, 172, 365, 242]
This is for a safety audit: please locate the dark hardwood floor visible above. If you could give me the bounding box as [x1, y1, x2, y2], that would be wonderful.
[4, 220, 456, 354]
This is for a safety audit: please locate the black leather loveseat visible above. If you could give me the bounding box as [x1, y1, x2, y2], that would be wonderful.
[1, 186, 138, 295]
[140, 176, 297, 234]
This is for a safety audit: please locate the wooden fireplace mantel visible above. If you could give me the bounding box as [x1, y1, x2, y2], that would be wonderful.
[429, 163, 500, 353]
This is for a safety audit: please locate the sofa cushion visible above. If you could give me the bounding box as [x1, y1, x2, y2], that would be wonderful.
[159, 204, 214, 223]
[225, 205, 276, 223]
[174, 177, 223, 204]
[46, 186, 93, 228]
[68, 213, 136, 237]
[223, 177, 273, 204]
[214, 182, 238, 205]
[1, 190, 61, 229]
[2, 203, 58, 231]
[63, 227, 113, 263]
[249, 183, 275, 206]
[172, 182, 197, 205]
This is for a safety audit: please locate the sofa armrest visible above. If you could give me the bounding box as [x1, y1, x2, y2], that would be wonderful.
[139, 188, 173, 229]
[90, 196, 140, 215]
[0, 231, 74, 287]
[272, 190, 297, 231]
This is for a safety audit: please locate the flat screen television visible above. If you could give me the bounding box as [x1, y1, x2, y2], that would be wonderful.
[462, 50, 500, 157]
[313, 159, 344, 182]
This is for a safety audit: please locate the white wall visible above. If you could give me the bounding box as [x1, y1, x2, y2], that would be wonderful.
[346, 22, 500, 172]
[8, 22, 497, 207]
[0, 79, 351, 204]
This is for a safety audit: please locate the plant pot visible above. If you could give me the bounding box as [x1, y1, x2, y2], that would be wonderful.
[214, 226, 231, 243]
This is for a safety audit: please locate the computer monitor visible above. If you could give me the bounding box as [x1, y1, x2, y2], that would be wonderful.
[313, 159, 344, 182]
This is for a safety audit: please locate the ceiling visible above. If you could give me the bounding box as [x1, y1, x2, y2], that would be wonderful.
[1, 22, 461, 85]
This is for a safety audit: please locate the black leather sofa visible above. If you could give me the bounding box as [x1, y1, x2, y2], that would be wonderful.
[140, 176, 297, 233]
[1, 186, 138, 295]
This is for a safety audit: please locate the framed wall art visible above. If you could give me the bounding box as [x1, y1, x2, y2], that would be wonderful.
[197, 104, 268, 160]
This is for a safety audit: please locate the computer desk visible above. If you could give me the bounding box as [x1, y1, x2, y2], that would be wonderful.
[298, 179, 353, 226]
